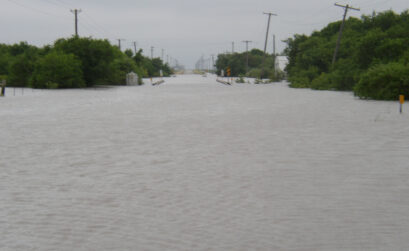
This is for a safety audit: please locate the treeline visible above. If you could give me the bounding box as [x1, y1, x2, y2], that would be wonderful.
[285, 10, 409, 100]
[215, 49, 284, 81]
[0, 36, 173, 88]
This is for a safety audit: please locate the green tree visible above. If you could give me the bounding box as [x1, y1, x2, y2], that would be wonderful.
[54, 37, 117, 86]
[30, 51, 84, 89]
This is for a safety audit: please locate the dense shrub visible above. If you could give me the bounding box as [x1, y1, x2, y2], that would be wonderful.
[30, 51, 84, 89]
[108, 55, 142, 85]
[354, 62, 409, 100]
[7, 53, 37, 87]
[285, 10, 409, 99]
[54, 37, 116, 86]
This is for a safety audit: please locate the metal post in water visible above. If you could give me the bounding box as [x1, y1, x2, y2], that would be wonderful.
[0, 80, 5, 96]
[399, 95, 404, 114]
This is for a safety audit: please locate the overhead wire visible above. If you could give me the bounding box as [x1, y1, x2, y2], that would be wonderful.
[7, 0, 63, 18]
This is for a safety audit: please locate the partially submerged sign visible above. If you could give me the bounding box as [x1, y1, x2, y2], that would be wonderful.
[126, 72, 138, 86]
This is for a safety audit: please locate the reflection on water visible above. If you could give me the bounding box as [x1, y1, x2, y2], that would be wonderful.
[1, 75, 408, 250]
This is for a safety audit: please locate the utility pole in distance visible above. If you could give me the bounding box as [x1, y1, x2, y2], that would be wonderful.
[273, 34, 276, 56]
[332, 3, 360, 67]
[211, 54, 215, 72]
[232, 41, 235, 54]
[150, 46, 154, 59]
[263, 12, 277, 55]
[117, 39, 125, 51]
[242, 40, 252, 74]
[70, 9, 81, 37]
[133, 41, 138, 55]
[261, 12, 277, 79]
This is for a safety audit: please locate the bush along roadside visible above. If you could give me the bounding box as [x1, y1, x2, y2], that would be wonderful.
[284, 10, 409, 100]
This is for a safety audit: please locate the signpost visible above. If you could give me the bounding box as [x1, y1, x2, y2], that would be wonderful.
[399, 95, 404, 114]
[0, 80, 5, 97]
[227, 67, 231, 84]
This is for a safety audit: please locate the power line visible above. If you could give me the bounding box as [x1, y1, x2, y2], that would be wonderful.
[7, 0, 61, 17]
[332, 3, 360, 66]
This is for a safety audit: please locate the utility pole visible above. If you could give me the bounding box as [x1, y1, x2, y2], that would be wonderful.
[332, 3, 360, 67]
[211, 54, 215, 71]
[70, 9, 81, 37]
[261, 12, 277, 78]
[133, 41, 138, 55]
[273, 34, 276, 56]
[150, 46, 154, 59]
[166, 55, 169, 64]
[117, 39, 125, 51]
[232, 41, 235, 53]
[263, 12, 277, 55]
[242, 40, 252, 74]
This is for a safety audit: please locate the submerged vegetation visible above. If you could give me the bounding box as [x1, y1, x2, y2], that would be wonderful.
[215, 49, 285, 82]
[285, 10, 409, 100]
[0, 37, 173, 88]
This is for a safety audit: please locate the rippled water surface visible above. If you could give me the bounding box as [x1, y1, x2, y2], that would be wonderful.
[1, 75, 409, 250]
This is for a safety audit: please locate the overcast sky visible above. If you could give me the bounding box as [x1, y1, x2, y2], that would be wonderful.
[1, 0, 408, 68]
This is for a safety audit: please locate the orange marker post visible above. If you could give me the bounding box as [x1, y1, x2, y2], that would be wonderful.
[399, 95, 404, 114]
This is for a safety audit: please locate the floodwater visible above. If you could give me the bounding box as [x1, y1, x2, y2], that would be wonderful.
[1, 74, 409, 250]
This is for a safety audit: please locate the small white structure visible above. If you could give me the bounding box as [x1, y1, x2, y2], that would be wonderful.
[275, 56, 289, 73]
[126, 72, 139, 86]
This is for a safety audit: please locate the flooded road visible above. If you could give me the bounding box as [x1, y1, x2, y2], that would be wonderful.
[1, 74, 409, 250]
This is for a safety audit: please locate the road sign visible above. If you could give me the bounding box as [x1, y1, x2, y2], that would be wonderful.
[227, 67, 231, 77]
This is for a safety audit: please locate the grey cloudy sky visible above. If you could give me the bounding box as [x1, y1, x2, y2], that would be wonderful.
[1, 0, 408, 68]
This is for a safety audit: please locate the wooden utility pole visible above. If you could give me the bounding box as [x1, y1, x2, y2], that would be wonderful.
[133, 41, 138, 55]
[273, 34, 276, 56]
[117, 39, 125, 51]
[242, 40, 252, 74]
[263, 12, 277, 55]
[151, 46, 154, 59]
[332, 3, 360, 66]
[261, 12, 277, 79]
[70, 9, 81, 37]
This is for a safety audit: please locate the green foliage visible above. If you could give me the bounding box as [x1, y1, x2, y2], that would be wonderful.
[285, 10, 409, 99]
[236, 75, 245, 83]
[7, 53, 38, 87]
[30, 51, 84, 89]
[107, 55, 142, 85]
[131, 49, 172, 78]
[354, 62, 409, 100]
[246, 68, 261, 78]
[215, 48, 282, 81]
[0, 37, 168, 88]
[54, 37, 117, 86]
[124, 49, 133, 58]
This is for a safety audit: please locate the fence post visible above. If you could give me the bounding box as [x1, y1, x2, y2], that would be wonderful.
[0, 80, 5, 97]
